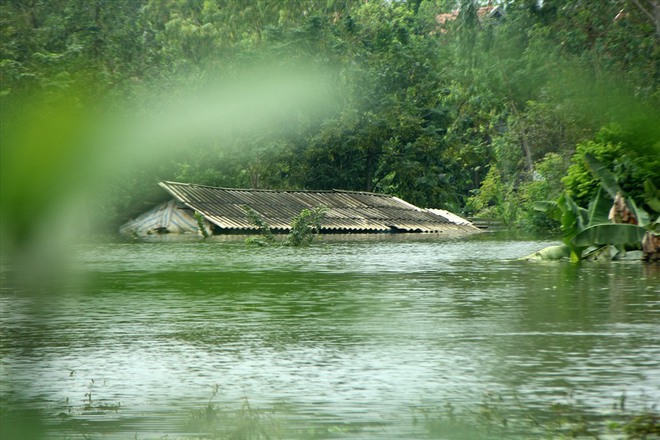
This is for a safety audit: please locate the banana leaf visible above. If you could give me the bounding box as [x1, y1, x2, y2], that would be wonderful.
[572, 223, 646, 247]
[627, 197, 650, 227]
[584, 152, 622, 199]
[584, 153, 652, 226]
[587, 187, 612, 226]
[529, 157, 651, 262]
[533, 200, 560, 220]
[557, 191, 588, 240]
[643, 180, 660, 214]
[583, 245, 615, 261]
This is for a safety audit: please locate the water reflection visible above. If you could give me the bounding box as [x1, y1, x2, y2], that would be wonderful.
[1, 235, 658, 438]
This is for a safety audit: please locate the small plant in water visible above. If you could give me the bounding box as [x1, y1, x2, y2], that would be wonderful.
[195, 210, 210, 238]
[243, 206, 327, 247]
[412, 391, 660, 440]
[283, 207, 327, 246]
[243, 206, 277, 246]
[186, 386, 284, 439]
[621, 412, 660, 438]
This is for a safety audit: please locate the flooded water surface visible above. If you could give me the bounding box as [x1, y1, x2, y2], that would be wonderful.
[1, 233, 659, 439]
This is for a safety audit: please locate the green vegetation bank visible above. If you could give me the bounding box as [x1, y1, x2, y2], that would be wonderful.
[1, 0, 659, 245]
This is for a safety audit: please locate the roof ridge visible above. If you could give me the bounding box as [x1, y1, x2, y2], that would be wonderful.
[160, 181, 393, 196]
[333, 189, 393, 198]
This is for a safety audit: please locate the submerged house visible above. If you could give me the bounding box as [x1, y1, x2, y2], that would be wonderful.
[119, 181, 480, 237]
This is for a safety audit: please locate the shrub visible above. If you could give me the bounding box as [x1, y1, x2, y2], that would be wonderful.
[244, 206, 326, 247]
[563, 124, 660, 211]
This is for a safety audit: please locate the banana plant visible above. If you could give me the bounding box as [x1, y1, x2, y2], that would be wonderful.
[523, 154, 658, 261]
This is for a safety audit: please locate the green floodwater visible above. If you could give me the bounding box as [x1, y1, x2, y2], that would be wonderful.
[1, 232, 658, 439]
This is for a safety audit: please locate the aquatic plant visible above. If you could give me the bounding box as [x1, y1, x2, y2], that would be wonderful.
[283, 207, 327, 247]
[243, 205, 277, 246]
[413, 391, 660, 440]
[621, 413, 660, 439]
[243, 206, 326, 247]
[195, 210, 211, 238]
[187, 393, 283, 439]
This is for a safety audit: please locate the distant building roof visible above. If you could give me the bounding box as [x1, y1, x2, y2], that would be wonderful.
[137, 181, 479, 234]
[436, 4, 505, 26]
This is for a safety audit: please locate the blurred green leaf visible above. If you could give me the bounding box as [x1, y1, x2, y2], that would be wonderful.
[572, 224, 646, 248]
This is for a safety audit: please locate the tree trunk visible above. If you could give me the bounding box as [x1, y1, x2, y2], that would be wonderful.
[365, 147, 374, 192]
[630, 0, 660, 39]
[508, 99, 534, 175]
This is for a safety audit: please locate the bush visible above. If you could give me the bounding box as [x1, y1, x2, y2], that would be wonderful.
[517, 153, 566, 231]
[563, 124, 660, 211]
[467, 165, 518, 228]
[244, 206, 327, 247]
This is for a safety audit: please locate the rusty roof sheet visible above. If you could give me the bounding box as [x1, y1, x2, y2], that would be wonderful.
[158, 181, 477, 233]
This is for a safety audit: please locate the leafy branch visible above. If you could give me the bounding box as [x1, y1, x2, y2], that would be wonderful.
[243, 206, 327, 247]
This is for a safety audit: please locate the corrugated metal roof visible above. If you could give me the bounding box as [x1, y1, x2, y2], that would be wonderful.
[158, 181, 479, 233]
[426, 208, 475, 227]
